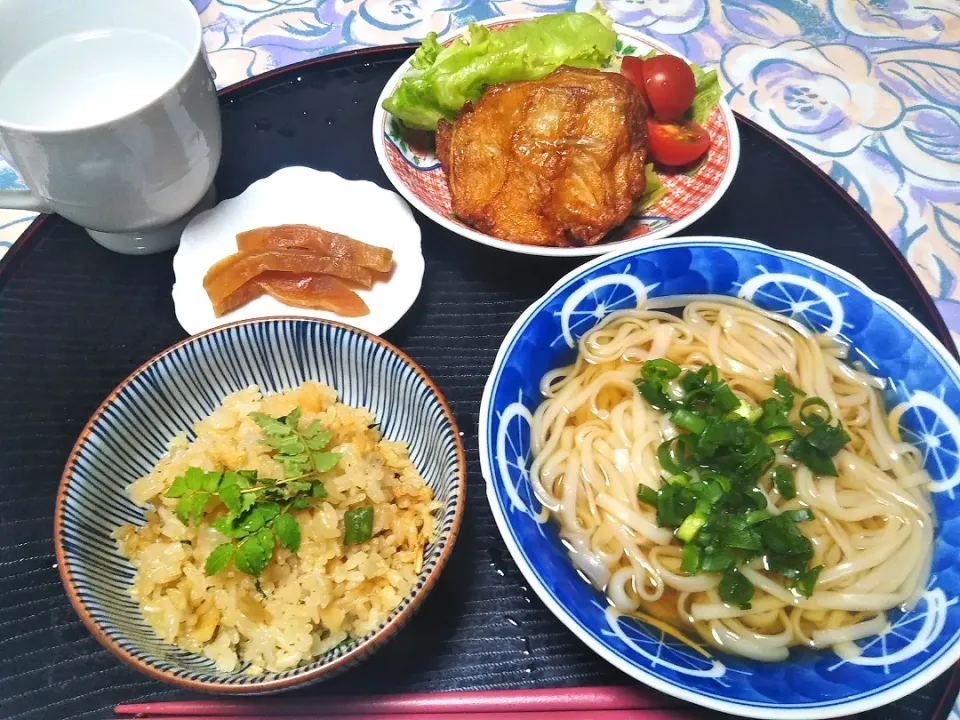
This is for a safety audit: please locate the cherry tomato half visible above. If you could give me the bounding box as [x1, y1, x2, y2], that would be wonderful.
[647, 118, 710, 166]
[621, 56, 648, 104]
[643, 54, 696, 122]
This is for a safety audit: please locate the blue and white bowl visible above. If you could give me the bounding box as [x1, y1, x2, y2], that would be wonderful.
[56, 318, 466, 693]
[480, 236, 960, 718]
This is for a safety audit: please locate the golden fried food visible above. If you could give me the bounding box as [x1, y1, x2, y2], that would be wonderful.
[236, 225, 394, 273]
[436, 66, 649, 247]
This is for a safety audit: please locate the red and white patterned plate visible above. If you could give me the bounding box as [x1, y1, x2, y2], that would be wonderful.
[372, 15, 741, 257]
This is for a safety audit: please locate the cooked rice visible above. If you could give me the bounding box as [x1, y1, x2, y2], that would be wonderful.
[114, 382, 439, 673]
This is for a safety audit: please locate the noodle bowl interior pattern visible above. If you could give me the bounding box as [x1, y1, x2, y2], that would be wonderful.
[480, 237, 960, 718]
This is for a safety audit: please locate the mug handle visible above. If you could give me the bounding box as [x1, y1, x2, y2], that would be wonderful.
[0, 189, 50, 212]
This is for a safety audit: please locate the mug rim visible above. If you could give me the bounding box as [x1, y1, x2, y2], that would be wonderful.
[0, 0, 204, 134]
[54, 314, 469, 692]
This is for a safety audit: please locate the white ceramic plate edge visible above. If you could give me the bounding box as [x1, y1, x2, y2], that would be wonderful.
[371, 16, 741, 258]
[477, 234, 960, 719]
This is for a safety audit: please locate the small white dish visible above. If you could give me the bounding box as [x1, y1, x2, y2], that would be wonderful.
[172, 166, 424, 336]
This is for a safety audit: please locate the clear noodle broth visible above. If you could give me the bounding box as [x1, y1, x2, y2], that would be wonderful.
[530, 297, 934, 661]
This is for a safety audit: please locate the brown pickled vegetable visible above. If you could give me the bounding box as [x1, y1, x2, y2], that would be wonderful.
[260, 272, 368, 316]
[214, 275, 267, 316]
[203, 249, 374, 312]
[237, 225, 393, 273]
[214, 272, 369, 318]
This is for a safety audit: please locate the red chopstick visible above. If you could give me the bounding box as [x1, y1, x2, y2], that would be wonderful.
[113, 713, 688, 720]
[115, 685, 681, 717]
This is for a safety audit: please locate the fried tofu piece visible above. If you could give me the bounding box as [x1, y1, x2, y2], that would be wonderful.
[436, 66, 649, 247]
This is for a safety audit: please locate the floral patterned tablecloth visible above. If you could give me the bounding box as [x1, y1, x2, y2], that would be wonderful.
[0, 0, 959, 714]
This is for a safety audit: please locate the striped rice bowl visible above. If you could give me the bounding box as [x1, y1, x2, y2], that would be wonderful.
[113, 381, 439, 674]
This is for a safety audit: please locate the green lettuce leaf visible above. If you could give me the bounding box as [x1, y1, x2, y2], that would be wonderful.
[637, 164, 667, 211]
[689, 63, 722, 125]
[411, 32, 442, 70]
[382, 5, 617, 130]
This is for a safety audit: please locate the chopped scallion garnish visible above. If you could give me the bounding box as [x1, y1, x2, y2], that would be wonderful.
[633, 362, 847, 605]
[727, 397, 762, 423]
[720, 569, 754, 609]
[745, 509, 772, 525]
[637, 484, 658, 507]
[677, 512, 707, 542]
[771, 465, 797, 499]
[765, 428, 795, 445]
[671, 408, 707, 435]
[799, 396, 832, 426]
[681, 543, 702, 574]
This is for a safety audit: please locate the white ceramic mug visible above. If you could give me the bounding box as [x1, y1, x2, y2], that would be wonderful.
[0, 0, 221, 253]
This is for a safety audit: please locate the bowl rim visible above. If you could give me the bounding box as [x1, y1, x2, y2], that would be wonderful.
[54, 316, 468, 693]
[371, 14, 741, 258]
[478, 235, 960, 719]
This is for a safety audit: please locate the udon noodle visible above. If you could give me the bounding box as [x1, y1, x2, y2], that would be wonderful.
[530, 297, 934, 661]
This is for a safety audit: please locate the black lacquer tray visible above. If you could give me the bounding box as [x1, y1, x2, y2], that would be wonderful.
[1, 46, 958, 720]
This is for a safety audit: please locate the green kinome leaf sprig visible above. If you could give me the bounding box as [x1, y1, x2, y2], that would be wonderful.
[165, 407, 342, 578]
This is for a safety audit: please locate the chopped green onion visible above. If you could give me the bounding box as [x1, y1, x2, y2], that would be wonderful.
[677, 512, 708, 542]
[727, 397, 762, 423]
[701, 550, 735, 573]
[705, 473, 732, 493]
[635, 359, 684, 411]
[765, 428, 795, 445]
[711, 383, 740, 413]
[635, 359, 835, 594]
[637, 484, 658, 507]
[658, 437, 694, 474]
[694, 499, 714, 516]
[725, 522, 763, 551]
[745, 509, 772, 526]
[767, 553, 807, 579]
[635, 379, 675, 411]
[758, 397, 792, 431]
[745, 486, 768, 510]
[700, 479, 727, 503]
[787, 437, 839, 476]
[657, 440, 682, 475]
[795, 564, 823, 598]
[786, 508, 815, 523]
[671, 408, 707, 435]
[643, 358, 682, 379]
[684, 387, 714, 409]
[344, 506, 374, 545]
[772, 465, 797, 499]
[805, 423, 850, 454]
[774, 375, 805, 407]
[680, 371, 703, 393]
[761, 514, 815, 559]
[719, 569, 755, 609]
[800, 397, 832, 426]
[681, 544, 702, 574]
[656, 483, 695, 527]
